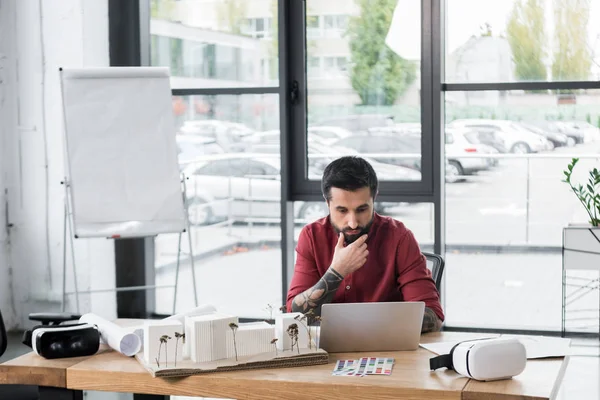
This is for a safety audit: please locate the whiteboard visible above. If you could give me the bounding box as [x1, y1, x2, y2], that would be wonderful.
[59, 67, 185, 238]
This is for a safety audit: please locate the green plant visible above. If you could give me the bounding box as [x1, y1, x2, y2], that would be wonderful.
[229, 322, 239, 361]
[174, 332, 185, 367]
[563, 158, 600, 226]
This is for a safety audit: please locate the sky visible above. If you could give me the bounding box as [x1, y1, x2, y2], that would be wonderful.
[386, 0, 600, 74]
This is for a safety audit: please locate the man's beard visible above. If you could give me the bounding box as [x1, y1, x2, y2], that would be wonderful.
[332, 213, 374, 245]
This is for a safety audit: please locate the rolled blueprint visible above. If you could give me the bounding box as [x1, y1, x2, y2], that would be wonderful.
[79, 313, 142, 357]
[164, 304, 216, 324]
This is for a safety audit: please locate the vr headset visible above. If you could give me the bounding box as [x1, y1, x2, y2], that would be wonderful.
[22, 313, 100, 359]
[430, 337, 526, 381]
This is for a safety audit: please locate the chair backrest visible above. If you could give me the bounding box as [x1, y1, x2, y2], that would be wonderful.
[0, 309, 7, 358]
[422, 252, 445, 293]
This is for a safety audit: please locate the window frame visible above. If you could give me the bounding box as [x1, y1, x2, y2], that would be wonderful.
[286, 0, 439, 204]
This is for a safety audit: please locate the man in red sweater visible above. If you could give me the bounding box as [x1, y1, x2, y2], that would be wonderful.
[286, 156, 444, 333]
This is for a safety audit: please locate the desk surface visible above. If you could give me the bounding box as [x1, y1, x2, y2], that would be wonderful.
[0, 331, 568, 400]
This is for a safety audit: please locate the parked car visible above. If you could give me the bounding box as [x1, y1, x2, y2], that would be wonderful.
[445, 128, 497, 178]
[333, 130, 472, 183]
[333, 132, 421, 171]
[312, 114, 395, 133]
[560, 121, 600, 143]
[176, 135, 224, 167]
[180, 120, 254, 151]
[447, 119, 549, 153]
[307, 126, 353, 145]
[518, 122, 569, 149]
[182, 153, 419, 225]
[527, 121, 579, 146]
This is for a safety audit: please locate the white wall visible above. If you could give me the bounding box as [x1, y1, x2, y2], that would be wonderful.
[0, 0, 117, 329]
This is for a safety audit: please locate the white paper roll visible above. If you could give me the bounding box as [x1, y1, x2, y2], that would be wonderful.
[164, 304, 217, 325]
[79, 313, 142, 357]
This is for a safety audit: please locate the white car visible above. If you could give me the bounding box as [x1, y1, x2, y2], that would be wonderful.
[560, 121, 600, 143]
[182, 155, 328, 225]
[307, 126, 352, 145]
[445, 128, 498, 177]
[176, 135, 224, 166]
[180, 120, 255, 151]
[182, 153, 421, 225]
[448, 119, 549, 153]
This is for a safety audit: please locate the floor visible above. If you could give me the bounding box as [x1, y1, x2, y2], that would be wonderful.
[1, 332, 599, 399]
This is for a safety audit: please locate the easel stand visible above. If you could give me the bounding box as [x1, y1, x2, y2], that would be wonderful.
[61, 174, 199, 315]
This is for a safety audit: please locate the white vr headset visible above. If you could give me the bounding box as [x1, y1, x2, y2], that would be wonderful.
[430, 338, 527, 381]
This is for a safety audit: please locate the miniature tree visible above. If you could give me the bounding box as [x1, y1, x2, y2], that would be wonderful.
[229, 322, 239, 361]
[270, 338, 279, 356]
[279, 305, 287, 313]
[174, 332, 185, 367]
[264, 304, 274, 320]
[294, 310, 318, 350]
[156, 334, 171, 368]
[162, 335, 171, 367]
[286, 323, 299, 354]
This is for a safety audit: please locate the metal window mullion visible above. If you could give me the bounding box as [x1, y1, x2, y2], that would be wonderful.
[443, 81, 600, 92]
[279, 0, 296, 306]
[431, 0, 446, 307]
[171, 87, 280, 96]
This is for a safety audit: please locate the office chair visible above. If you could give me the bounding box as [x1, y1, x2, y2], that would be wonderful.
[422, 252, 445, 293]
[0, 309, 39, 400]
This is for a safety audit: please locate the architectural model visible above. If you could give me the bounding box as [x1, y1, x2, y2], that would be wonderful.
[143, 319, 184, 367]
[185, 313, 238, 363]
[142, 309, 320, 371]
[225, 321, 275, 358]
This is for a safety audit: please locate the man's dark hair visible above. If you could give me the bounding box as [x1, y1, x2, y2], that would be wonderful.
[321, 156, 378, 201]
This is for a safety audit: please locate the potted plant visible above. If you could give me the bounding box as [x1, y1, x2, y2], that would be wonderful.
[561, 158, 600, 336]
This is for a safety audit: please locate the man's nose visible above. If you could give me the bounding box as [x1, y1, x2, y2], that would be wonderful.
[347, 215, 358, 229]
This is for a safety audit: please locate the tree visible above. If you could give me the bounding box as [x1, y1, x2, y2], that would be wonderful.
[346, 0, 417, 106]
[506, 0, 547, 82]
[552, 0, 592, 81]
[216, 0, 248, 35]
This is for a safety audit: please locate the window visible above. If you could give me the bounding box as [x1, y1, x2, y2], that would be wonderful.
[150, 0, 278, 88]
[446, 0, 600, 83]
[155, 91, 282, 318]
[323, 15, 349, 37]
[307, 56, 321, 77]
[307, 15, 321, 38]
[137, 0, 600, 335]
[443, 88, 600, 330]
[305, 0, 424, 190]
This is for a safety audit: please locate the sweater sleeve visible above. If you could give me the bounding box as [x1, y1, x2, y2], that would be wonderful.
[395, 230, 445, 321]
[285, 225, 322, 312]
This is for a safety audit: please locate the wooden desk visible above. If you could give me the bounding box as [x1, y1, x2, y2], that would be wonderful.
[0, 332, 568, 400]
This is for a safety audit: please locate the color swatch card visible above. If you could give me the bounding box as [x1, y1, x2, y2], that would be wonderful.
[332, 357, 394, 376]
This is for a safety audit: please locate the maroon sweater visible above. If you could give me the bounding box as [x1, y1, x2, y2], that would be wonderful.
[286, 213, 445, 321]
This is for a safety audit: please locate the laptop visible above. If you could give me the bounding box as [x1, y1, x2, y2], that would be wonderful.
[318, 301, 425, 353]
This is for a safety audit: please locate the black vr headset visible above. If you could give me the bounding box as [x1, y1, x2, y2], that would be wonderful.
[22, 313, 100, 359]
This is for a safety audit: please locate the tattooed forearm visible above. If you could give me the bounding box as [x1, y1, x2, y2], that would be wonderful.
[422, 307, 443, 333]
[291, 267, 344, 316]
